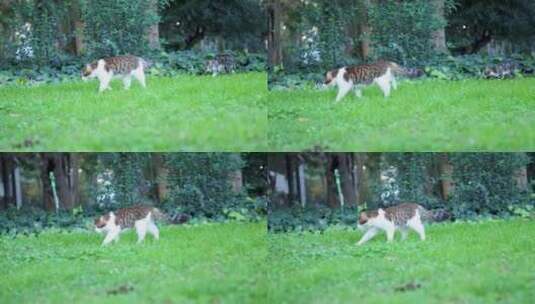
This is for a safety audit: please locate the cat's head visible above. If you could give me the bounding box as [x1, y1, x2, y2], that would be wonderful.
[81, 62, 98, 80]
[94, 213, 112, 232]
[324, 69, 338, 85]
[358, 212, 369, 225]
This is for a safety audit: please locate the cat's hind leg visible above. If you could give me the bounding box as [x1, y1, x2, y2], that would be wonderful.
[133, 67, 146, 88]
[357, 227, 379, 246]
[147, 220, 160, 241]
[407, 216, 426, 241]
[135, 219, 148, 244]
[123, 76, 132, 90]
[354, 85, 363, 98]
[391, 75, 398, 90]
[374, 75, 391, 98]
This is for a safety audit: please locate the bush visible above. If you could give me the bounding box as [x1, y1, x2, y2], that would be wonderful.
[0, 50, 265, 86]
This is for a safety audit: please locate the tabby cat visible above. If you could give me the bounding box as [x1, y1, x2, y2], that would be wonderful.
[81, 55, 149, 92]
[94, 205, 168, 246]
[356, 203, 450, 246]
[205, 54, 236, 76]
[324, 60, 423, 102]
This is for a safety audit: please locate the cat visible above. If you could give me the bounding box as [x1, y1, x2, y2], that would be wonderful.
[324, 60, 423, 102]
[94, 205, 169, 246]
[205, 54, 236, 76]
[81, 55, 149, 92]
[356, 202, 450, 246]
[483, 61, 519, 79]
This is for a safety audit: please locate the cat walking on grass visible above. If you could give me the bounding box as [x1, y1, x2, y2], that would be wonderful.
[82, 55, 149, 92]
[94, 205, 169, 246]
[324, 60, 423, 102]
[356, 203, 450, 246]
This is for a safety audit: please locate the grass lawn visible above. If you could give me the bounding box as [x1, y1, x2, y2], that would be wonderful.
[267, 219, 535, 304]
[268, 78, 535, 151]
[0, 222, 267, 303]
[0, 73, 267, 151]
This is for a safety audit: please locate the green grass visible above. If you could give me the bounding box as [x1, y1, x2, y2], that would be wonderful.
[267, 219, 535, 304]
[0, 222, 267, 303]
[268, 78, 535, 151]
[0, 73, 267, 151]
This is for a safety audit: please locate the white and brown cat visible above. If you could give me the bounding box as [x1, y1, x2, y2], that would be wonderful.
[82, 55, 149, 92]
[94, 205, 169, 246]
[324, 60, 423, 102]
[356, 202, 450, 246]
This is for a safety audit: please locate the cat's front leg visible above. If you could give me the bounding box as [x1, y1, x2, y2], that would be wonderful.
[101, 228, 119, 246]
[357, 227, 379, 246]
[98, 74, 112, 93]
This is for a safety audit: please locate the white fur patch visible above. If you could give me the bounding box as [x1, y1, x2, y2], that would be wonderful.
[98, 212, 159, 246]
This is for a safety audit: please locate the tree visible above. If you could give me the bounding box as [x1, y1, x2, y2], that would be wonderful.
[431, 0, 448, 53]
[160, 0, 264, 51]
[0, 154, 22, 209]
[40, 153, 80, 211]
[267, 0, 283, 67]
[447, 0, 535, 54]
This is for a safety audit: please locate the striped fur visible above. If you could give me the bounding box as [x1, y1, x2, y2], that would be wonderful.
[81, 55, 147, 92]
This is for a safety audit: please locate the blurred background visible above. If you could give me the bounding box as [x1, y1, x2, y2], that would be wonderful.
[0, 0, 266, 84]
[266, 0, 535, 87]
[0, 153, 267, 234]
[268, 153, 535, 231]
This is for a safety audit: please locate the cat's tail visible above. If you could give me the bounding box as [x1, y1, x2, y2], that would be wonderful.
[151, 208, 190, 225]
[389, 62, 424, 78]
[418, 206, 451, 223]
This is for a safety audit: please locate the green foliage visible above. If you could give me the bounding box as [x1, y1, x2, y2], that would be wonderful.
[368, 0, 453, 65]
[447, 0, 535, 51]
[81, 0, 164, 58]
[449, 153, 532, 218]
[268, 206, 359, 233]
[0, 222, 267, 303]
[268, 219, 535, 303]
[164, 153, 245, 218]
[0, 50, 265, 86]
[160, 0, 265, 51]
[0, 206, 93, 236]
[424, 53, 535, 80]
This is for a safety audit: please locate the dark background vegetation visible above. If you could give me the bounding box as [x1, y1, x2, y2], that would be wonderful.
[0, 153, 268, 234]
[0, 0, 266, 85]
[268, 153, 535, 232]
[266, 0, 535, 88]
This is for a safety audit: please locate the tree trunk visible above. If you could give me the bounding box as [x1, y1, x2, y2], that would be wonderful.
[0, 154, 21, 210]
[356, 153, 381, 208]
[337, 153, 357, 207]
[151, 153, 168, 203]
[326, 155, 339, 208]
[430, 0, 447, 53]
[40, 153, 80, 211]
[230, 170, 243, 193]
[438, 153, 454, 200]
[356, 0, 371, 60]
[514, 166, 529, 192]
[267, 0, 283, 68]
[147, 0, 160, 49]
